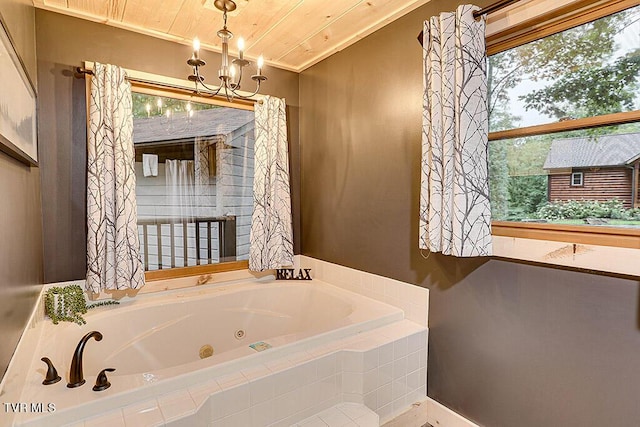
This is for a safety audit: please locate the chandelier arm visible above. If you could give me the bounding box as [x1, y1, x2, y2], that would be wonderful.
[199, 82, 223, 96]
[236, 66, 244, 88]
[225, 83, 238, 102]
[194, 73, 224, 97]
[196, 82, 223, 97]
[228, 80, 263, 100]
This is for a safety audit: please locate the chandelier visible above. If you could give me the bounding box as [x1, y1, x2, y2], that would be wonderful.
[187, 0, 266, 101]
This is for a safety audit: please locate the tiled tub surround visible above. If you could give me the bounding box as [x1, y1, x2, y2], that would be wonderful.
[294, 256, 429, 328]
[2, 258, 428, 426]
[82, 320, 427, 427]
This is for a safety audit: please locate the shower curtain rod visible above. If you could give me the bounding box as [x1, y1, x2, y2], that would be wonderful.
[416, 0, 521, 45]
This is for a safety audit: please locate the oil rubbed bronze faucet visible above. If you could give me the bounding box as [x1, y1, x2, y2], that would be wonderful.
[67, 331, 103, 388]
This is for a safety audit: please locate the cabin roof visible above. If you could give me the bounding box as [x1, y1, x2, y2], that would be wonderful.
[543, 132, 640, 169]
[133, 107, 253, 144]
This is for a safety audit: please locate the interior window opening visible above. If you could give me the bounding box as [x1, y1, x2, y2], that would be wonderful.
[488, 3, 640, 233]
[132, 92, 255, 273]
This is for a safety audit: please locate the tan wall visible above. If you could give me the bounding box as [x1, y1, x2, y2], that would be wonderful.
[0, 0, 43, 381]
[0, 0, 36, 85]
[549, 168, 635, 207]
[299, 0, 640, 425]
[35, 9, 301, 283]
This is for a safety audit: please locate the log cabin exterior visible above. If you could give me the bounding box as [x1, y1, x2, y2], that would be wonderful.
[543, 133, 640, 208]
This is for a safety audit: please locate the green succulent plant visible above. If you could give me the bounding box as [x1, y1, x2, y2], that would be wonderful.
[44, 284, 119, 325]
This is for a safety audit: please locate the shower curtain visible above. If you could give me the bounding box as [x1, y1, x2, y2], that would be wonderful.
[86, 62, 145, 292]
[249, 96, 293, 271]
[166, 159, 196, 220]
[419, 4, 492, 257]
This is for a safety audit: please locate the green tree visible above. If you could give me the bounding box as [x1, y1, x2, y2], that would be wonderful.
[487, 107, 519, 219]
[131, 93, 218, 119]
[507, 176, 548, 218]
[521, 49, 640, 119]
[489, 139, 509, 219]
[488, 49, 523, 132]
[516, 8, 640, 119]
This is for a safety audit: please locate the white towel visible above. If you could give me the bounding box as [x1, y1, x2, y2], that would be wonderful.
[142, 153, 158, 177]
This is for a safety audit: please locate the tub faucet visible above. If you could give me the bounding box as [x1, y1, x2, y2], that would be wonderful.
[67, 331, 103, 388]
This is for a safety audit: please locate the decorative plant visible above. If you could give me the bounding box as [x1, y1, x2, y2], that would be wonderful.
[44, 285, 119, 325]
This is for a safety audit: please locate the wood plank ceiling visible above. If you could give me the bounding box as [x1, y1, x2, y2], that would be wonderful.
[32, 0, 431, 72]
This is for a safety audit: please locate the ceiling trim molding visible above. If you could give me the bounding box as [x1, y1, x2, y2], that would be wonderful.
[33, 0, 432, 73]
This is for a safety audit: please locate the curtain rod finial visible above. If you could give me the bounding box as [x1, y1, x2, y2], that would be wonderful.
[76, 66, 94, 77]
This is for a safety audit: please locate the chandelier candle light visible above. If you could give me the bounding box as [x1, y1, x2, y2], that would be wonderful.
[187, 0, 266, 101]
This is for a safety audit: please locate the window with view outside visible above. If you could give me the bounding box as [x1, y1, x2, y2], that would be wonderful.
[488, 4, 640, 227]
[132, 93, 254, 271]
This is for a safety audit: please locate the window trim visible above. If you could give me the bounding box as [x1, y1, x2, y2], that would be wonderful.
[487, 0, 640, 269]
[486, 0, 638, 55]
[492, 221, 640, 249]
[144, 260, 250, 282]
[570, 171, 584, 186]
[488, 110, 640, 141]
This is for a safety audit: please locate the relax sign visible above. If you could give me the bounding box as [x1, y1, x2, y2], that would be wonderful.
[276, 268, 312, 280]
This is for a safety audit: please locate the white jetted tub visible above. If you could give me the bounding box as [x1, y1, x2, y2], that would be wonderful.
[8, 277, 404, 426]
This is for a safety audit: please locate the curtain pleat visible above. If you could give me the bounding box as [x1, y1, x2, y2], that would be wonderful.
[86, 62, 145, 292]
[419, 5, 492, 257]
[249, 96, 293, 271]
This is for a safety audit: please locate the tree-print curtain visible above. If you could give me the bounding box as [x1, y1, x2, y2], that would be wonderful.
[249, 96, 294, 271]
[87, 63, 145, 292]
[419, 5, 492, 257]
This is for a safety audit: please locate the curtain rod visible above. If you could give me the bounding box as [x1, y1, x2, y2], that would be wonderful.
[416, 0, 521, 46]
[76, 66, 206, 95]
[473, 0, 521, 19]
[75, 66, 260, 105]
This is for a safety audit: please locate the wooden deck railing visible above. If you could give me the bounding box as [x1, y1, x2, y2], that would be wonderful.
[137, 216, 236, 270]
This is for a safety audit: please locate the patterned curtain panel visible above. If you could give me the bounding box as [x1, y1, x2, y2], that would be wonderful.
[87, 63, 145, 292]
[419, 5, 492, 257]
[249, 96, 294, 271]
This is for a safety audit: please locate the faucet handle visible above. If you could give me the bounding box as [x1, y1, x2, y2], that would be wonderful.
[41, 357, 61, 385]
[92, 368, 115, 392]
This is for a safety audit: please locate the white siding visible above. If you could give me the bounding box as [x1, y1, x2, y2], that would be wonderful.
[217, 122, 255, 261]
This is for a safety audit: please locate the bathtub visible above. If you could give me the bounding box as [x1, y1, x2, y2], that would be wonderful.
[9, 277, 405, 426]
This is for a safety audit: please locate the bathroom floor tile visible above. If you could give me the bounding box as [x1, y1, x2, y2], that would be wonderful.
[296, 403, 379, 427]
[318, 408, 351, 426]
[336, 403, 371, 420]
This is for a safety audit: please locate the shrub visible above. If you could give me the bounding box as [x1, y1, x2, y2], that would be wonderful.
[535, 199, 626, 220]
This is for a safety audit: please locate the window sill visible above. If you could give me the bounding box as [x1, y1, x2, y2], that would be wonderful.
[144, 260, 250, 282]
[492, 221, 640, 276]
[87, 261, 261, 300]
